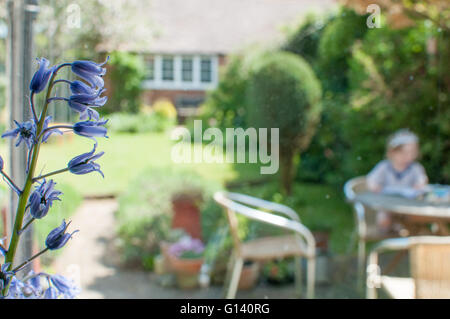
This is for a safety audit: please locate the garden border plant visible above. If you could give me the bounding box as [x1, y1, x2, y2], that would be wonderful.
[115, 167, 223, 270]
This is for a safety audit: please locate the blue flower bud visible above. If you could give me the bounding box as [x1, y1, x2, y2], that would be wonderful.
[68, 144, 104, 177]
[45, 220, 78, 250]
[73, 119, 108, 139]
[71, 56, 109, 88]
[29, 58, 55, 93]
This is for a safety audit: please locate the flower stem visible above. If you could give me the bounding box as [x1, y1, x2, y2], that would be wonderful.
[2, 66, 66, 296]
[53, 79, 71, 85]
[12, 247, 49, 273]
[29, 92, 38, 122]
[17, 217, 35, 235]
[33, 167, 70, 182]
[1, 171, 22, 195]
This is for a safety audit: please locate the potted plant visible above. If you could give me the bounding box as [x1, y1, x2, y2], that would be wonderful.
[166, 236, 205, 289]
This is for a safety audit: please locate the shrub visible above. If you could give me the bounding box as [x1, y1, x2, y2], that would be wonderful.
[104, 51, 145, 114]
[107, 111, 175, 134]
[198, 49, 265, 131]
[151, 98, 177, 120]
[283, 13, 332, 67]
[115, 167, 223, 268]
[246, 51, 322, 194]
[340, 21, 450, 183]
[201, 55, 249, 130]
[317, 8, 367, 93]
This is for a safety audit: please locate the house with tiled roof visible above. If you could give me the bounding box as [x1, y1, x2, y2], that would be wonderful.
[102, 0, 336, 115]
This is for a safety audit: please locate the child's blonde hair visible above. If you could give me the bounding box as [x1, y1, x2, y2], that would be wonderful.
[386, 129, 419, 152]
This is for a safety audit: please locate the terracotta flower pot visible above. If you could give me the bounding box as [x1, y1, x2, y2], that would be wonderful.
[171, 193, 203, 240]
[313, 231, 330, 252]
[238, 262, 260, 290]
[166, 252, 203, 289]
[167, 253, 204, 275]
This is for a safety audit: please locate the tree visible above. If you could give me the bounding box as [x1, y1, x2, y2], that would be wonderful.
[246, 52, 322, 194]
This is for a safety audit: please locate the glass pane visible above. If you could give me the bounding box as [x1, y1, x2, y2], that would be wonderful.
[144, 56, 154, 80]
[182, 58, 193, 82]
[200, 58, 212, 83]
[162, 57, 174, 81]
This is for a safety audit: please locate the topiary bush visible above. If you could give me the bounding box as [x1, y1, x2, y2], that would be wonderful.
[246, 51, 322, 194]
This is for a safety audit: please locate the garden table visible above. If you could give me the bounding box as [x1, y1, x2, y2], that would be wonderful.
[354, 192, 450, 235]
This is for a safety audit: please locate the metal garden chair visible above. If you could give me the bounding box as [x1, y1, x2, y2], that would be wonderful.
[213, 191, 316, 299]
[344, 176, 401, 288]
[367, 236, 450, 299]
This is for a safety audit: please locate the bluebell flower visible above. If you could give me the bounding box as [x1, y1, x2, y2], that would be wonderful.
[0, 155, 3, 171]
[70, 80, 96, 95]
[50, 274, 80, 298]
[4, 276, 24, 299]
[28, 179, 62, 219]
[68, 144, 104, 177]
[43, 286, 59, 299]
[27, 271, 43, 297]
[45, 219, 78, 250]
[71, 57, 109, 88]
[68, 88, 107, 121]
[41, 116, 63, 143]
[73, 119, 108, 139]
[29, 58, 55, 94]
[2, 119, 37, 149]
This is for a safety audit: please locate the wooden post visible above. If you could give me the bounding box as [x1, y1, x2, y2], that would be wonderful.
[6, 0, 39, 272]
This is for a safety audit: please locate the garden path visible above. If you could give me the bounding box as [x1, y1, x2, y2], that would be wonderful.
[52, 199, 359, 298]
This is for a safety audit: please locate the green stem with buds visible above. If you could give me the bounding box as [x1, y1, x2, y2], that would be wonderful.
[2, 66, 67, 296]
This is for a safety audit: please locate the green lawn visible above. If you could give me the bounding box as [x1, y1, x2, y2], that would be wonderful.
[0, 132, 248, 197]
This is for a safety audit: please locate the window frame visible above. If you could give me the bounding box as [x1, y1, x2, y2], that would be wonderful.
[161, 56, 175, 81]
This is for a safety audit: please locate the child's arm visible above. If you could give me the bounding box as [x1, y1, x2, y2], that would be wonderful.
[366, 161, 386, 192]
[412, 163, 428, 189]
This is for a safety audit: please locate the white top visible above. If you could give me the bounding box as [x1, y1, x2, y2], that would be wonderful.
[367, 160, 428, 193]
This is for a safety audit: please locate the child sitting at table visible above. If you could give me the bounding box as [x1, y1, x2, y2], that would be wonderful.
[367, 129, 428, 232]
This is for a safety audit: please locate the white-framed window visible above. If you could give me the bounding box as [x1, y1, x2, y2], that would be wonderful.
[162, 56, 174, 81]
[200, 57, 212, 83]
[144, 56, 154, 80]
[182, 57, 194, 82]
[142, 54, 218, 90]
